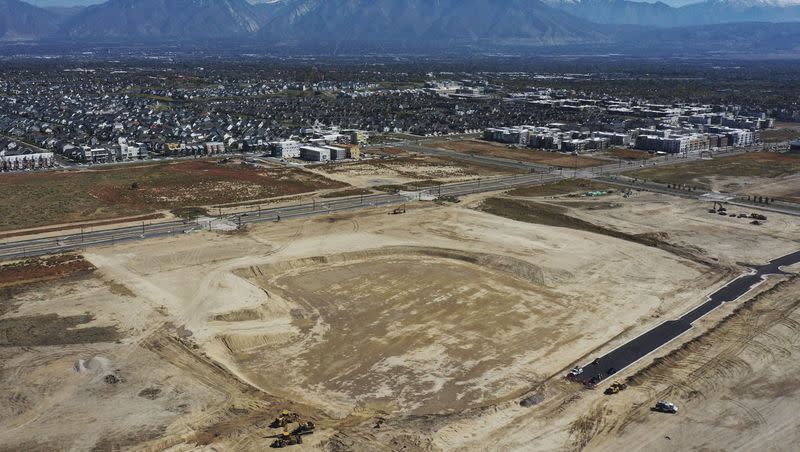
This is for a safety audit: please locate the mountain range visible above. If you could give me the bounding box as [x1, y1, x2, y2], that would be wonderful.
[545, 0, 800, 27]
[0, 0, 799, 54]
[0, 0, 59, 40]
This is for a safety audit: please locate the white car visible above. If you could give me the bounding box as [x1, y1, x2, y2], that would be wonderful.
[653, 401, 678, 414]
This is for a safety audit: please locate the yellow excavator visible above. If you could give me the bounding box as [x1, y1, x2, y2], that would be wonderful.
[270, 410, 300, 429]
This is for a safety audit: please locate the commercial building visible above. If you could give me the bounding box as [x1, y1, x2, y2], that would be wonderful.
[299, 145, 331, 162]
[269, 140, 301, 158]
[483, 127, 530, 145]
[323, 145, 349, 160]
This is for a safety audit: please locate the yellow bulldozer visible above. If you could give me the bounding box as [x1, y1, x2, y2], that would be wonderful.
[604, 381, 628, 395]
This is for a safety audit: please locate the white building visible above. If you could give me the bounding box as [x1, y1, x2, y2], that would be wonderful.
[299, 146, 331, 162]
[0, 149, 55, 171]
[269, 140, 301, 158]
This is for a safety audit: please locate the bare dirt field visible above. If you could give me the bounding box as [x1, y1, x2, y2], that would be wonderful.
[311, 154, 512, 188]
[1, 187, 798, 451]
[500, 185, 800, 267]
[628, 151, 800, 202]
[429, 139, 607, 168]
[605, 148, 655, 161]
[0, 159, 346, 232]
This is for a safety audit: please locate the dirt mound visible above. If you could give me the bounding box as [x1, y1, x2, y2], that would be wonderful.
[242, 246, 565, 287]
[73, 356, 113, 375]
[74, 356, 122, 384]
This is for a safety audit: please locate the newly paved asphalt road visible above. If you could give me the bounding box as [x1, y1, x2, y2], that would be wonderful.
[576, 250, 800, 386]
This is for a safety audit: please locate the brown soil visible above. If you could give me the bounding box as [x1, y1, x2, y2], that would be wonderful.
[0, 213, 165, 240]
[627, 152, 800, 188]
[319, 188, 374, 199]
[479, 197, 717, 267]
[0, 313, 120, 346]
[0, 255, 95, 288]
[430, 139, 607, 168]
[608, 148, 655, 161]
[0, 159, 346, 231]
[506, 179, 616, 197]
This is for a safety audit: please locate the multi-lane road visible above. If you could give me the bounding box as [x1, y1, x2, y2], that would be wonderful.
[0, 141, 793, 263]
[0, 172, 563, 261]
[3, 140, 798, 393]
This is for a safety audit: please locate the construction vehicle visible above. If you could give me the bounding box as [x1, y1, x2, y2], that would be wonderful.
[604, 381, 628, 395]
[271, 431, 303, 448]
[389, 204, 407, 215]
[709, 201, 727, 214]
[566, 366, 583, 381]
[652, 401, 678, 414]
[291, 420, 316, 436]
[270, 410, 300, 429]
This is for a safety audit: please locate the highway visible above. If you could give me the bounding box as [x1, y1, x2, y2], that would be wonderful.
[0, 172, 563, 261]
[0, 142, 786, 262]
[4, 139, 798, 392]
[1, 142, 791, 263]
[575, 249, 800, 386]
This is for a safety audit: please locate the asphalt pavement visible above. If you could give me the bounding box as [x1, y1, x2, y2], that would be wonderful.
[575, 249, 800, 386]
[0, 172, 562, 261]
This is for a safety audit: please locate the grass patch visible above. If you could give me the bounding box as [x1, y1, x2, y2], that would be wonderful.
[430, 139, 606, 168]
[626, 152, 800, 189]
[761, 126, 800, 143]
[319, 188, 373, 199]
[0, 255, 95, 289]
[608, 148, 655, 160]
[506, 179, 615, 197]
[372, 180, 445, 192]
[171, 206, 209, 219]
[0, 160, 346, 231]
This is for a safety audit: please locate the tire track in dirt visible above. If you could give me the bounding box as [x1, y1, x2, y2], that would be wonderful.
[614, 276, 800, 435]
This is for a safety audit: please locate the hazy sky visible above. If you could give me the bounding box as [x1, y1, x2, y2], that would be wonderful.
[25, 0, 705, 8]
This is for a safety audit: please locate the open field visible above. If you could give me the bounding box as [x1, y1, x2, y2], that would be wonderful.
[506, 178, 616, 197]
[0, 160, 346, 232]
[605, 148, 655, 161]
[311, 154, 513, 188]
[628, 151, 800, 202]
[760, 122, 800, 142]
[1, 187, 798, 450]
[428, 139, 607, 168]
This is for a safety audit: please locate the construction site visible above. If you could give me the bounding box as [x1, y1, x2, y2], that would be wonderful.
[1, 162, 800, 450]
